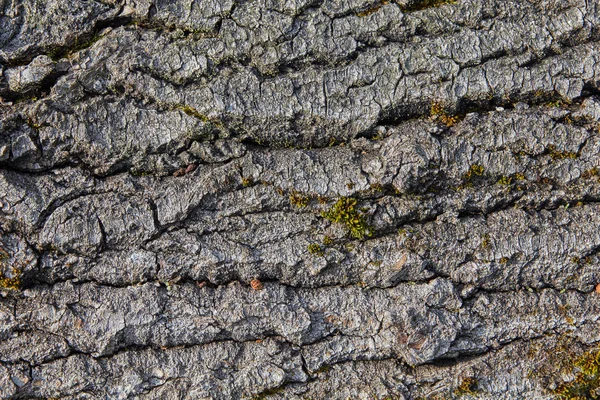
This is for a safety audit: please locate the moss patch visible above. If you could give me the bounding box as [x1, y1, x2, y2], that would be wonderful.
[308, 243, 324, 256]
[356, 0, 389, 17]
[430, 101, 461, 127]
[454, 377, 479, 396]
[242, 177, 253, 187]
[321, 197, 372, 239]
[554, 346, 600, 399]
[289, 191, 310, 208]
[401, 0, 458, 12]
[0, 270, 20, 290]
[547, 144, 578, 160]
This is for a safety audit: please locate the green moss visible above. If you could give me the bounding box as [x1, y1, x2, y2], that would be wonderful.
[177, 104, 210, 121]
[370, 183, 385, 192]
[322, 235, 333, 246]
[546, 97, 571, 108]
[457, 164, 485, 189]
[242, 177, 253, 187]
[581, 167, 599, 179]
[252, 386, 284, 400]
[321, 197, 372, 240]
[0, 266, 21, 291]
[481, 233, 491, 249]
[314, 364, 331, 374]
[547, 144, 578, 160]
[430, 101, 461, 126]
[0, 246, 21, 291]
[307, 243, 324, 256]
[498, 172, 525, 186]
[465, 164, 485, 180]
[554, 347, 600, 399]
[356, 0, 389, 17]
[175, 104, 225, 129]
[48, 32, 104, 61]
[289, 191, 310, 208]
[497, 175, 512, 185]
[401, 0, 458, 12]
[454, 377, 479, 396]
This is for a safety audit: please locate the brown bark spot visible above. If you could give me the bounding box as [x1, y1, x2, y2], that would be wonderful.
[186, 163, 198, 174]
[173, 168, 186, 177]
[394, 253, 408, 270]
[250, 278, 263, 290]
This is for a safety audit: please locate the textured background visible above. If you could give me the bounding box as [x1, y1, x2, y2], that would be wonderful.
[1, 0, 600, 398]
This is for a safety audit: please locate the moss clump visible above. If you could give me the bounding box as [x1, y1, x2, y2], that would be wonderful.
[430, 101, 461, 127]
[497, 175, 512, 185]
[321, 197, 372, 239]
[0, 266, 21, 291]
[464, 164, 485, 180]
[547, 144, 578, 160]
[554, 347, 600, 399]
[177, 104, 210, 121]
[481, 233, 491, 249]
[454, 377, 479, 396]
[370, 183, 384, 192]
[252, 386, 284, 400]
[318, 196, 330, 204]
[458, 164, 485, 189]
[498, 172, 525, 186]
[0, 246, 8, 260]
[175, 104, 225, 129]
[48, 32, 104, 61]
[0, 246, 21, 291]
[581, 167, 599, 179]
[242, 177, 253, 187]
[289, 191, 310, 208]
[307, 243, 324, 256]
[322, 235, 333, 246]
[356, 1, 389, 17]
[401, 0, 457, 12]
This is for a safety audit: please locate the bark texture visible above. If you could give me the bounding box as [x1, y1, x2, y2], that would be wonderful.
[1, 0, 600, 398]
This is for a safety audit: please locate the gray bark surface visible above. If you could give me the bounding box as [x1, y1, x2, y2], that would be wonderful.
[1, 0, 600, 398]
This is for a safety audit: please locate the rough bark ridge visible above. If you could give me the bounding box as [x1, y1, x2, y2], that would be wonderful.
[1, 0, 600, 398]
